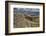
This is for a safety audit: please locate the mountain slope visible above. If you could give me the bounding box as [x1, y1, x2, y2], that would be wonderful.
[14, 13, 39, 28]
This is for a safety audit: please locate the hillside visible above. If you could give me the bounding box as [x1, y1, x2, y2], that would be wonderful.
[14, 13, 39, 28]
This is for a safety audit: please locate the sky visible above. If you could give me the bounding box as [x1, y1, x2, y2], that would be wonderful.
[14, 8, 40, 16]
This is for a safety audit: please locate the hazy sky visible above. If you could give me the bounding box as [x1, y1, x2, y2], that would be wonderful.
[14, 8, 39, 16]
[14, 8, 39, 12]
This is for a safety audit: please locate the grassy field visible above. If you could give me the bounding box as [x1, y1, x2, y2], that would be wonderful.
[14, 13, 39, 28]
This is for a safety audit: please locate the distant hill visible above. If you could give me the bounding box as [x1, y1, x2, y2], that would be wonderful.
[14, 8, 39, 16]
